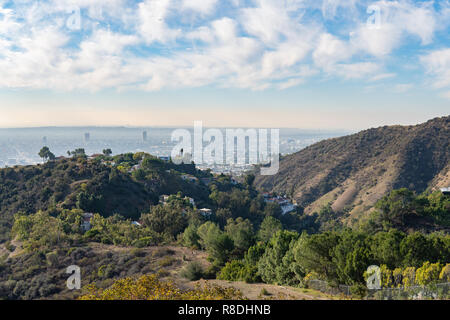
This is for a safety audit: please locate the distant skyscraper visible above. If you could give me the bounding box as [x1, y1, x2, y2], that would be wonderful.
[143, 130, 147, 142]
[84, 132, 90, 142]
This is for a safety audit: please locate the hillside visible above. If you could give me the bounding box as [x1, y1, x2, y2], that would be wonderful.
[255, 116, 450, 224]
[0, 154, 210, 243]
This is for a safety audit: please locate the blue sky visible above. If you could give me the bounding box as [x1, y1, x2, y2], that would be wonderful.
[0, 0, 449, 129]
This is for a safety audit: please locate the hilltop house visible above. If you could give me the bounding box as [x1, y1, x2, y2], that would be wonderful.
[82, 213, 94, 232]
[441, 188, 450, 196]
[159, 195, 170, 204]
[199, 208, 213, 217]
[264, 194, 297, 215]
[185, 197, 195, 207]
[181, 174, 198, 183]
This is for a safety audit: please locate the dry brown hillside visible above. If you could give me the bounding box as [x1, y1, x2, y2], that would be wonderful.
[255, 116, 450, 224]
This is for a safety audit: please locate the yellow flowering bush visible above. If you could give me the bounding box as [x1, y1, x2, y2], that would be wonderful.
[79, 274, 244, 300]
[379, 265, 393, 288]
[402, 267, 416, 287]
[415, 262, 442, 286]
[439, 263, 450, 282]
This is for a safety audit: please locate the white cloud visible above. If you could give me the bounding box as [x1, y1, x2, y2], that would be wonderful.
[0, 0, 447, 93]
[138, 0, 181, 44]
[392, 83, 413, 93]
[349, 0, 438, 57]
[329, 62, 381, 79]
[369, 73, 396, 82]
[421, 48, 450, 94]
[278, 78, 304, 90]
[313, 33, 353, 68]
[181, 0, 218, 15]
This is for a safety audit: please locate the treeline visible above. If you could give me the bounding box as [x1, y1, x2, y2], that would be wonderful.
[179, 188, 449, 290]
[0, 151, 210, 242]
[216, 228, 449, 289]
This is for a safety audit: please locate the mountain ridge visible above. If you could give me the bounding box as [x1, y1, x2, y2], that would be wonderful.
[255, 116, 450, 224]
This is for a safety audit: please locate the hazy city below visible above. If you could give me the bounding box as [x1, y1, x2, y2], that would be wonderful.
[0, 127, 348, 174]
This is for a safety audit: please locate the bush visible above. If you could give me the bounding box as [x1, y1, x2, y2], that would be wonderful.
[350, 283, 367, 299]
[218, 260, 260, 283]
[180, 261, 205, 281]
[159, 257, 177, 267]
[260, 288, 270, 296]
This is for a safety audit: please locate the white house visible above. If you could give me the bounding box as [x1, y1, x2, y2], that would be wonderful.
[181, 174, 198, 183]
[185, 197, 195, 207]
[199, 208, 213, 217]
[159, 195, 170, 204]
[82, 213, 94, 231]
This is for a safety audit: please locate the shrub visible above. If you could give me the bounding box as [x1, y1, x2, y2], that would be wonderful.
[79, 274, 244, 300]
[350, 283, 367, 299]
[260, 288, 270, 296]
[439, 263, 450, 282]
[152, 248, 175, 258]
[180, 261, 204, 281]
[159, 257, 177, 268]
[415, 261, 442, 286]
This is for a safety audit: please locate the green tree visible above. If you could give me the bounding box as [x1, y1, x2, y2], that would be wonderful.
[400, 232, 432, 268]
[103, 149, 112, 156]
[183, 224, 201, 249]
[38, 146, 55, 162]
[292, 232, 339, 282]
[371, 229, 405, 268]
[141, 204, 189, 239]
[209, 234, 235, 266]
[68, 148, 86, 158]
[225, 218, 255, 256]
[244, 174, 255, 188]
[258, 216, 282, 243]
[257, 230, 299, 285]
[197, 222, 222, 250]
[332, 230, 373, 285]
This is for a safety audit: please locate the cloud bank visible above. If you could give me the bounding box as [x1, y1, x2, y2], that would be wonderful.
[0, 0, 449, 95]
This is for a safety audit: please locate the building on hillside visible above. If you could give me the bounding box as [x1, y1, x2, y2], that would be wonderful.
[159, 195, 170, 204]
[185, 197, 195, 207]
[181, 174, 198, 183]
[132, 221, 142, 227]
[440, 187, 450, 196]
[82, 213, 94, 232]
[158, 156, 170, 161]
[264, 195, 297, 215]
[130, 163, 142, 172]
[199, 208, 213, 217]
